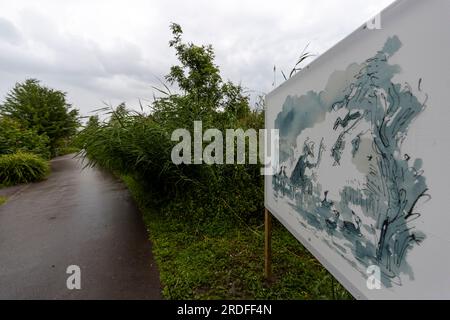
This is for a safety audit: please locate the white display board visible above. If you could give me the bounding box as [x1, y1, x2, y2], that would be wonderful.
[265, 0, 450, 299]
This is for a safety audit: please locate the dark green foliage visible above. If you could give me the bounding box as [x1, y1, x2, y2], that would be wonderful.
[0, 79, 80, 156]
[124, 175, 352, 300]
[55, 146, 80, 157]
[0, 117, 51, 159]
[0, 152, 50, 186]
[72, 115, 99, 150]
[79, 24, 264, 222]
[167, 23, 222, 107]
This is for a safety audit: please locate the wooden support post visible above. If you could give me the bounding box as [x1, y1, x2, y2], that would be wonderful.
[264, 208, 272, 280]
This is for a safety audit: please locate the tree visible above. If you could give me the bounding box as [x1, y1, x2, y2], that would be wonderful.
[166, 23, 222, 107]
[109, 103, 128, 125]
[0, 79, 80, 155]
[153, 23, 252, 131]
[85, 115, 100, 128]
[0, 117, 50, 159]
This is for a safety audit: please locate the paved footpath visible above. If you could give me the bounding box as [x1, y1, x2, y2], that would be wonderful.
[0, 154, 161, 299]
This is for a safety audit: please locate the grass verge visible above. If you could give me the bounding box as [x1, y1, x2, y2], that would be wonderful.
[0, 196, 6, 206]
[122, 175, 353, 300]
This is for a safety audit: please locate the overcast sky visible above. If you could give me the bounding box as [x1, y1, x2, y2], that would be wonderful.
[0, 0, 395, 116]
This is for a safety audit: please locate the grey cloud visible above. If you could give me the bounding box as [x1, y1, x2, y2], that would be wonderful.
[0, 10, 167, 110]
[0, 0, 396, 115]
[0, 17, 22, 45]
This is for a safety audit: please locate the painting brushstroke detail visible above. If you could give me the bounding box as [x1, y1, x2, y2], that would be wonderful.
[272, 36, 430, 287]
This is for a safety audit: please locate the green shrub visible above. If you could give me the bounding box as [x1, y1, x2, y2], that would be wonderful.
[78, 24, 264, 223]
[0, 79, 80, 156]
[0, 152, 50, 186]
[0, 117, 51, 159]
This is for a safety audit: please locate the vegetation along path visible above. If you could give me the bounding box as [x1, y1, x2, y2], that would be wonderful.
[0, 154, 161, 299]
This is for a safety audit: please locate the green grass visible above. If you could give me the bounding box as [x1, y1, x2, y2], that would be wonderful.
[0, 152, 50, 186]
[0, 196, 6, 206]
[123, 175, 353, 300]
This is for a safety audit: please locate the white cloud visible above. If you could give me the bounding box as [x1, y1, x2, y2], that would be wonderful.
[0, 0, 395, 115]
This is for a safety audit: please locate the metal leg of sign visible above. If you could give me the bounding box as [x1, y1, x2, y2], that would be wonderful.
[264, 208, 272, 280]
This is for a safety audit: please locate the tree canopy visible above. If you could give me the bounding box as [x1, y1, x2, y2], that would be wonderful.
[152, 23, 254, 131]
[0, 79, 80, 155]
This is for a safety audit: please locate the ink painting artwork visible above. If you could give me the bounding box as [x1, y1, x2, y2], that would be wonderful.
[265, 0, 450, 299]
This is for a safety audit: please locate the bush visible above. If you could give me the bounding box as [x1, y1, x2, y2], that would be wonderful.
[0, 117, 51, 159]
[78, 24, 265, 222]
[0, 79, 80, 156]
[79, 97, 263, 223]
[0, 152, 50, 186]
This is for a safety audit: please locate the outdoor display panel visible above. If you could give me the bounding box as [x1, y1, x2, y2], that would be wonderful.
[265, 0, 450, 299]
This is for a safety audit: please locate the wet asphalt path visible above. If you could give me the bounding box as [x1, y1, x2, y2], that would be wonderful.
[0, 154, 161, 299]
